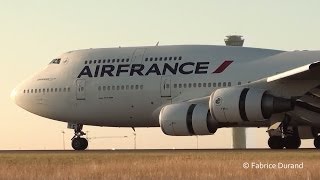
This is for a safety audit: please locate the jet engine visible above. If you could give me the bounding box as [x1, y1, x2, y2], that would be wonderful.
[209, 87, 294, 122]
[159, 103, 218, 136]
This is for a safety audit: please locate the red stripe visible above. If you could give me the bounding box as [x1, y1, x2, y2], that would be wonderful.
[212, 60, 233, 73]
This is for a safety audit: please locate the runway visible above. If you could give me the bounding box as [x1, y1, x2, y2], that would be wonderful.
[0, 148, 317, 153]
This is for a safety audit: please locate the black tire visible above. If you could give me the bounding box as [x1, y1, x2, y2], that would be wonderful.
[72, 138, 88, 150]
[80, 138, 88, 150]
[284, 136, 301, 149]
[268, 136, 284, 149]
[314, 136, 320, 149]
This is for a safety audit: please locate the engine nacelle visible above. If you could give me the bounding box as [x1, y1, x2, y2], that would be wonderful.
[159, 103, 218, 136]
[209, 87, 294, 122]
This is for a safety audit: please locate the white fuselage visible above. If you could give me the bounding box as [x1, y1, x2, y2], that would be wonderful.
[12, 45, 320, 127]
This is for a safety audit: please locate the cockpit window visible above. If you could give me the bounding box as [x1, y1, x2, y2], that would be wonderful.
[50, 58, 61, 64]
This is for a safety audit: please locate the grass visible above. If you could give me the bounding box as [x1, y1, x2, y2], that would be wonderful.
[0, 149, 319, 180]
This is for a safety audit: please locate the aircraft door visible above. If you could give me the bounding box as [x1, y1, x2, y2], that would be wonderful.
[76, 79, 86, 100]
[161, 76, 171, 97]
[131, 48, 146, 65]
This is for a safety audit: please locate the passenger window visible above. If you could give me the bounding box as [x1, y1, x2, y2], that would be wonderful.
[108, 59, 111, 63]
[188, 83, 192, 88]
[135, 85, 139, 90]
[107, 86, 111, 90]
[89, 60, 92, 64]
[27, 90, 29, 93]
[174, 84, 177, 88]
[121, 59, 125, 62]
[183, 84, 187, 88]
[159, 57, 163, 61]
[126, 85, 129, 90]
[112, 59, 115, 63]
[31, 89, 33, 93]
[150, 58, 153, 61]
[117, 86, 120, 90]
[23, 90, 26, 93]
[228, 82, 231, 86]
[164, 57, 167, 61]
[63, 88, 67, 92]
[85, 61, 88, 64]
[145, 58, 148, 61]
[35, 89, 37, 93]
[117, 59, 120, 62]
[131, 85, 134, 90]
[155, 58, 158, 61]
[98, 86, 101, 91]
[179, 56, 182, 60]
[140, 85, 143, 89]
[121, 85, 124, 90]
[39, 89, 41, 93]
[208, 83, 211, 87]
[103, 86, 106, 91]
[169, 57, 172, 60]
[218, 83, 221, 87]
[213, 83, 216, 87]
[103, 59, 106, 63]
[98, 60, 101, 63]
[55, 88, 58, 92]
[238, 82, 241, 85]
[203, 83, 206, 87]
[193, 83, 197, 88]
[112, 86, 115, 90]
[126, 58, 129, 62]
[179, 84, 182, 88]
[166, 84, 170, 89]
[68, 87, 71, 92]
[94, 60, 97, 64]
[223, 82, 226, 87]
[198, 83, 202, 87]
[59, 88, 62, 92]
[174, 57, 177, 60]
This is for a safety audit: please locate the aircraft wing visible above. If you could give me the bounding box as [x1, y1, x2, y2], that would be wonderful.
[243, 61, 320, 127]
[266, 61, 320, 82]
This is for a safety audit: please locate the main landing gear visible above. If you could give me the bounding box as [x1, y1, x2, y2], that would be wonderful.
[71, 124, 88, 150]
[314, 135, 320, 149]
[267, 115, 301, 149]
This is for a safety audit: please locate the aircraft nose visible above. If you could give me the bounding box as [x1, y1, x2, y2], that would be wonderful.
[10, 87, 17, 103]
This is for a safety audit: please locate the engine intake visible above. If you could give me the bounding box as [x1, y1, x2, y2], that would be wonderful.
[209, 87, 294, 122]
[159, 103, 218, 136]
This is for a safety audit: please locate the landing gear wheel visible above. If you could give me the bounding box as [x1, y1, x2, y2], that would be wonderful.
[314, 136, 320, 149]
[268, 136, 284, 149]
[72, 138, 88, 150]
[284, 136, 301, 149]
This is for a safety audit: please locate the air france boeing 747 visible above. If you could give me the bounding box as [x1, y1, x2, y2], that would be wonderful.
[11, 45, 320, 150]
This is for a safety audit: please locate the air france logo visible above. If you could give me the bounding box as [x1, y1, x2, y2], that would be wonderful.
[77, 60, 233, 78]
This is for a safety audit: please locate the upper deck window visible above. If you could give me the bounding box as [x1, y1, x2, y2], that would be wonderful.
[50, 58, 61, 64]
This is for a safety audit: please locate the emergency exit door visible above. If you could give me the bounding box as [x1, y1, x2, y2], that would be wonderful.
[76, 79, 86, 100]
[161, 76, 171, 97]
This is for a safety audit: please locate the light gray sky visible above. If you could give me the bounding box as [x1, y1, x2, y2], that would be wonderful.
[0, 0, 319, 149]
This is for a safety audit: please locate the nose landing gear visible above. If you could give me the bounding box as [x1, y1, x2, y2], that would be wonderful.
[70, 124, 88, 150]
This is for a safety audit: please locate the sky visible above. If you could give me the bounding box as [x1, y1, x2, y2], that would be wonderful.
[1, 0, 320, 150]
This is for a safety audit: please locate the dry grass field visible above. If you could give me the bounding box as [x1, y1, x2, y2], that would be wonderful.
[0, 149, 319, 180]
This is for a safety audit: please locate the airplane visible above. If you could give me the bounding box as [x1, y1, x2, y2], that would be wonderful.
[11, 45, 320, 150]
